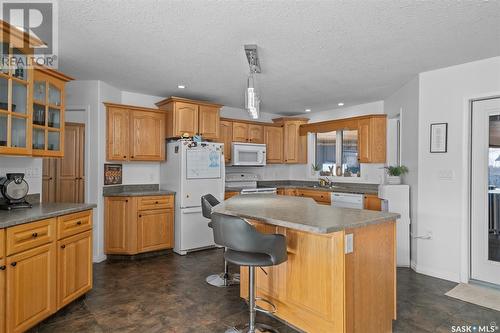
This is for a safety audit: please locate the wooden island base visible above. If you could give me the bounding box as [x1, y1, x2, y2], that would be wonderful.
[240, 220, 396, 333]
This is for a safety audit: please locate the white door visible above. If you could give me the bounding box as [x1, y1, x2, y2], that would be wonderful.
[471, 97, 500, 285]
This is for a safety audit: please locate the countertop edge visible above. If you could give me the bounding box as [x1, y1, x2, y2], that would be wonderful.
[103, 190, 176, 197]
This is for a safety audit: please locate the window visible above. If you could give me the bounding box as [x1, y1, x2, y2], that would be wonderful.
[315, 130, 360, 177]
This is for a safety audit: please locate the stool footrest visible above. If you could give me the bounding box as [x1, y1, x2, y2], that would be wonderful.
[245, 297, 277, 314]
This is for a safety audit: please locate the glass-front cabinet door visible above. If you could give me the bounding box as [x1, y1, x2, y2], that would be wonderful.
[31, 68, 69, 157]
[0, 43, 32, 155]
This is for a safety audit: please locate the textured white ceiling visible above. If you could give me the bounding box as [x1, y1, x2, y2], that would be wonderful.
[58, 0, 500, 115]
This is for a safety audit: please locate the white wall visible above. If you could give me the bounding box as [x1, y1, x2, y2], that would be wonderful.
[121, 90, 164, 109]
[384, 77, 419, 268]
[417, 56, 500, 282]
[307, 101, 384, 122]
[0, 157, 42, 197]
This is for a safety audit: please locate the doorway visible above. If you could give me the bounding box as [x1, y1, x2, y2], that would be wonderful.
[471, 97, 500, 285]
[42, 122, 85, 203]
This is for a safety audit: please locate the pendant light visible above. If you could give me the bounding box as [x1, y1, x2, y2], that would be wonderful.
[244, 45, 261, 120]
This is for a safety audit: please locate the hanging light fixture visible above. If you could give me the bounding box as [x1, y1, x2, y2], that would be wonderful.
[244, 45, 261, 120]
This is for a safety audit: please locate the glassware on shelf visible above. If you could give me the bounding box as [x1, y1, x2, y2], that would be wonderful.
[48, 107, 60, 128]
[33, 103, 46, 125]
[48, 84, 61, 106]
[34, 80, 46, 102]
[11, 117, 27, 148]
[32, 128, 45, 150]
[12, 80, 27, 114]
[0, 76, 8, 111]
[12, 49, 27, 81]
[0, 114, 7, 146]
[47, 131, 60, 151]
[0, 43, 9, 75]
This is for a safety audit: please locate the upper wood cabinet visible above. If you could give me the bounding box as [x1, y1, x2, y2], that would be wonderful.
[264, 126, 283, 163]
[155, 97, 222, 140]
[231, 122, 264, 143]
[31, 68, 73, 157]
[300, 114, 387, 164]
[129, 110, 165, 161]
[358, 116, 386, 163]
[232, 122, 248, 142]
[219, 120, 233, 163]
[273, 118, 308, 164]
[105, 103, 166, 162]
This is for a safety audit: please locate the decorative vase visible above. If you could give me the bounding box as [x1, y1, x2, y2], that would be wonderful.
[387, 176, 401, 185]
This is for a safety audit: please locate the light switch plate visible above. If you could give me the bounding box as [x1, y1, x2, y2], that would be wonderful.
[345, 233, 353, 254]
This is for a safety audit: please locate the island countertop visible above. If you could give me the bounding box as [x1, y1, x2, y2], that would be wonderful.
[0, 203, 97, 229]
[213, 194, 400, 234]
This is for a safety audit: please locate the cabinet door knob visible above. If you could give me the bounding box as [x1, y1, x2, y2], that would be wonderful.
[61, 244, 66, 249]
[32, 232, 38, 238]
[0, 265, 5, 270]
[139, 214, 142, 218]
[131, 156, 134, 158]
[11, 262, 17, 267]
[76, 221, 82, 225]
[155, 201, 158, 204]
[123, 155, 127, 158]
[125, 199, 128, 202]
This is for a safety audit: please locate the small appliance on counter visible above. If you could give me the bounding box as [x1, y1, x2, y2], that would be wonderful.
[226, 173, 277, 194]
[0, 173, 32, 210]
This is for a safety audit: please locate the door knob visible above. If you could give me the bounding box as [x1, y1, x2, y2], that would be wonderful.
[11, 262, 17, 267]
[61, 244, 66, 249]
[0, 266, 5, 270]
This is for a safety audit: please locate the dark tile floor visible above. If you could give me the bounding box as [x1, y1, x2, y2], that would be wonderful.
[30, 249, 500, 333]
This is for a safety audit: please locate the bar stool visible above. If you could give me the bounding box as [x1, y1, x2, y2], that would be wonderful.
[211, 212, 288, 333]
[201, 194, 239, 287]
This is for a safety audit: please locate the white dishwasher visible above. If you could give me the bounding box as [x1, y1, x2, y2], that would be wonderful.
[331, 192, 364, 209]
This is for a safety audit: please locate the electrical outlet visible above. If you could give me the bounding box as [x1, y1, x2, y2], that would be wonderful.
[345, 234, 354, 254]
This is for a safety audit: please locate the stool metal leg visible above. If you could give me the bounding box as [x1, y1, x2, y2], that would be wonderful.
[206, 247, 240, 287]
[225, 266, 279, 333]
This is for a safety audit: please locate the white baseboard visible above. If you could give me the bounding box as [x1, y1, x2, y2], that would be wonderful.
[413, 264, 460, 283]
[93, 254, 107, 263]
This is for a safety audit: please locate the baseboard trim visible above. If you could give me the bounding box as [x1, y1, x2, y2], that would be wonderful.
[93, 254, 107, 263]
[413, 264, 460, 283]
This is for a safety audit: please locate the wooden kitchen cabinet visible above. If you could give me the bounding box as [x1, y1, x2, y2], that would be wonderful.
[357, 116, 386, 163]
[264, 126, 283, 163]
[104, 197, 134, 254]
[248, 124, 264, 143]
[57, 230, 92, 309]
[295, 188, 331, 205]
[42, 158, 57, 203]
[0, 229, 4, 259]
[156, 97, 222, 139]
[129, 110, 165, 161]
[105, 103, 166, 161]
[6, 242, 56, 333]
[219, 120, 233, 163]
[0, 258, 4, 333]
[198, 105, 220, 140]
[31, 67, 73, 157]
[224, 191, 239, 200]
[232, 122, 249, 142]
[364, 194, 382, 211]
[105, 195, 175, 255]
[273, 118, 308, 164]
[137, 209, 173, 252]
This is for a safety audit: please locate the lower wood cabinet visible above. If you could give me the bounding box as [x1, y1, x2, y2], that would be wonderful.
[364, 194, 382, 211]
[57, 230, 92, 309]
[224, 191, 239, 200]
[0, 209, 93, 333]
[105, 195, 175, 255]
[6, 243, 57, 333]
[295, 189, 331, 205]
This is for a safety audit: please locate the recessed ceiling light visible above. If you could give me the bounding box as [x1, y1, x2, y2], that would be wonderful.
[305, 108, 311, 112]
[338, 102, 344, 106]
[177, 85, 186, 89]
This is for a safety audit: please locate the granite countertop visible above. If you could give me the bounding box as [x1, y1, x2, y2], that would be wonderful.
[213, 194, 399, 234]
[102, 184, 176, 197]
[0, 203, 97, 229]
[225, 181, 379, 195]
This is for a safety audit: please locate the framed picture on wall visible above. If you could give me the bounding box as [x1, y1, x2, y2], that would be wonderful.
[430, 123, 448, 153]
[104, 164, 122, 185]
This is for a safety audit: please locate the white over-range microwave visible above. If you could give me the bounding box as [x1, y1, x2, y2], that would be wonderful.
[231, 143, 267, 166]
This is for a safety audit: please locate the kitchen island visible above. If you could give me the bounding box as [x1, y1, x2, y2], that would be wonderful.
[214, 194, 400, 333]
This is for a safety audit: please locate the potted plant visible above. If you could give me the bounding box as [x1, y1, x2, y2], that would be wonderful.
[385, 165, 409, 185]
[311, 163, 321, 178]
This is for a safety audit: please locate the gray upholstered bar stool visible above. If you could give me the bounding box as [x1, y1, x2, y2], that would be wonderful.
[211, 212, 288, 333]
[201, 194, 239, 287]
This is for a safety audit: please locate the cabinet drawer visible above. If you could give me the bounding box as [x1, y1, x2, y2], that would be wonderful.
[57, 210, 93, 240]
[0, 229, 4, 259]
[6, 218, 56, 256]
[296, 189, 331, 204]
[137, 195, 173, 210]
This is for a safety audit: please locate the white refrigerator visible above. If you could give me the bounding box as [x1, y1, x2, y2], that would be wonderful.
[378, 184, 411, 267]
[160, 141, 225, 255]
